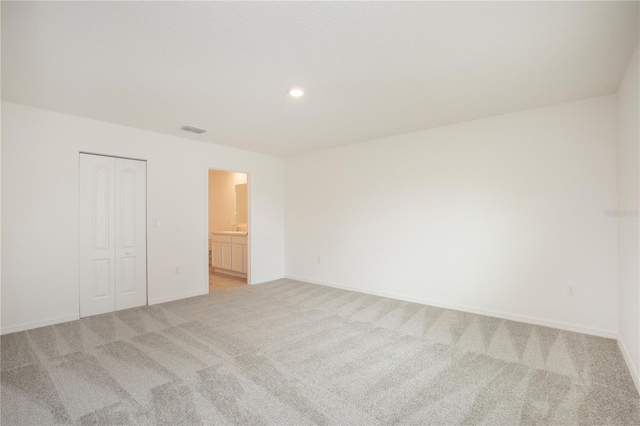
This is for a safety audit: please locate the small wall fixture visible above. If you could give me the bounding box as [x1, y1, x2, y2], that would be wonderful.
[180, 125, 207, 134]
[288, 87, 304, 98]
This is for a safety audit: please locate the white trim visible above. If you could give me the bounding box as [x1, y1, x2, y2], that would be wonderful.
[1, 314, 80, 335]
[2, 287, 210, 334]
[148, 289, 208, 306]
[285, 275, 617, 339]
[250, 275, 286, 285]
[618, 335, 640, 395]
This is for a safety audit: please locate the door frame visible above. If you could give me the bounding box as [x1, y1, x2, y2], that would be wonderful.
[204, 165, 252, 291]
[79, 152, 149, 315]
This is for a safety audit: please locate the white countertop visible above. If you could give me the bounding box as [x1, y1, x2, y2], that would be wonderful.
[211, 231, 248, 236]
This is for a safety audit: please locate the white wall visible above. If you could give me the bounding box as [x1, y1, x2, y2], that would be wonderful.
[285, 95, 618, 337]
[617, 41, 640, 390]
[1, 101, 285, 333]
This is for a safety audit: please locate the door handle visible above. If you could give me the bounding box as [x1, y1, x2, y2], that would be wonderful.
[126, 251, 132, 256]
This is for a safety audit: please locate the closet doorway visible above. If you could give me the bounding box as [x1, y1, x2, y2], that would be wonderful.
[79, 153, 147, 317]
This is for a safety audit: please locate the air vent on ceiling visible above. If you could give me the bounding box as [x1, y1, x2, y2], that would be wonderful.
[180, 125, 207, 134]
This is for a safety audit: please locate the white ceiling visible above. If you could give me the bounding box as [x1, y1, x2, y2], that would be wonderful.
[2, 2, 638, 157]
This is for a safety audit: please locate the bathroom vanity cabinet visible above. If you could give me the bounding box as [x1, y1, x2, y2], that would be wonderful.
[210, 233, 248, 278]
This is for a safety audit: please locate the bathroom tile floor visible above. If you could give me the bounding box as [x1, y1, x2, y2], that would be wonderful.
[209, 272, 246, 292]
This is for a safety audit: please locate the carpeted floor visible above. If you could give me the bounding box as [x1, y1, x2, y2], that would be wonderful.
[1, 278, 638, 425]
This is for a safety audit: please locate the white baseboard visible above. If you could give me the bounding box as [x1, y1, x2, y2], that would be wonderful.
[148, 289, 208, 305]
[2, 289, 209, 334]
[1, 314, 80, 335]
[250, 275, 286, 285]
[285, 275, 617, 339]
[618, 336, 640, 395]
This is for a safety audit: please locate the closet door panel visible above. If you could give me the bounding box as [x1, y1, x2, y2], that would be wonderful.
[115, 158, 147, 311]
[79, 154, 116, 317]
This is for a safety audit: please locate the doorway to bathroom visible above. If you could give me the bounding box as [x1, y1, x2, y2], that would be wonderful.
[207, 168, 249, 292]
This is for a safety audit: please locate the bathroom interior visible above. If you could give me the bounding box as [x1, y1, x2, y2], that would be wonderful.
[208, 169, 248, 292]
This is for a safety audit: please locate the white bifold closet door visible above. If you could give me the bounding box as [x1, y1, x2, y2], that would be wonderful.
[79, 153, 147, 318]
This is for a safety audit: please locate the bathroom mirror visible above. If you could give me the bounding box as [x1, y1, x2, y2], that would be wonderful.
[235, 183, 247, 223]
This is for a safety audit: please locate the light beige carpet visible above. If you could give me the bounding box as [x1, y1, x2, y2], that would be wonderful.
[1, 278, 638, 425]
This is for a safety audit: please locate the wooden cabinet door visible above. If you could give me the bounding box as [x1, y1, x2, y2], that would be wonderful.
[221, 243, 232, 270]
[242, 244, 248, 273]
[231, 244, 244, 272]
[212, 242, 222, 268]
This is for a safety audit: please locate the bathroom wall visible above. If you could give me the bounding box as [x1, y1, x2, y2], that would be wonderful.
[208, 170, 247, 233]
[285, 94, 618, 337]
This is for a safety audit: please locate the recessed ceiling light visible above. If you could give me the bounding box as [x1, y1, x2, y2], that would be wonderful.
[288, 87, 304, 98]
